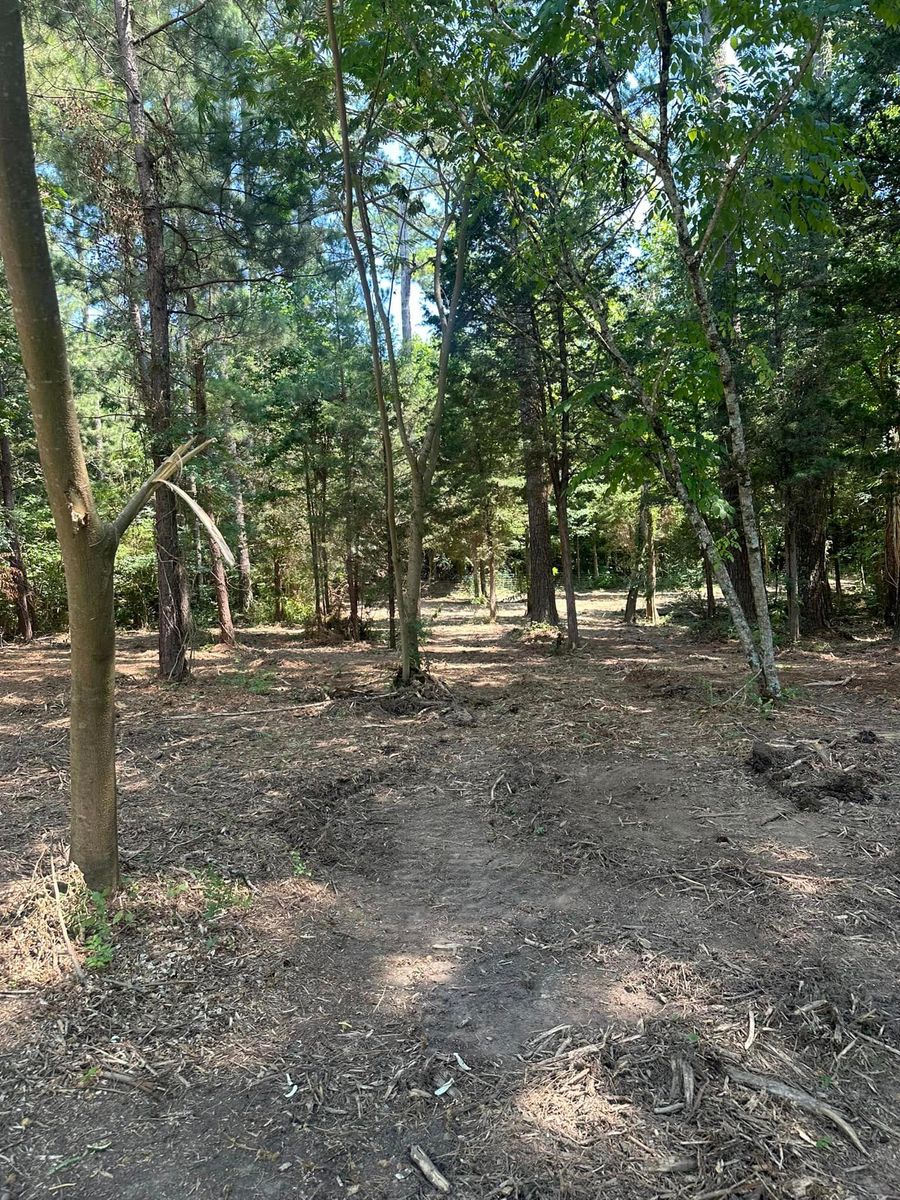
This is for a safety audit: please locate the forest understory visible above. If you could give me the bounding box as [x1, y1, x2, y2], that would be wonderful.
[2, 591, 899, 1200]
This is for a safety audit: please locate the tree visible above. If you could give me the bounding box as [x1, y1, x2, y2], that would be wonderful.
[0, 5, 218, 889]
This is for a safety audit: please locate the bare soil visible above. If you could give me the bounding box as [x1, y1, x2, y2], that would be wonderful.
[2, 590, 900, 1200]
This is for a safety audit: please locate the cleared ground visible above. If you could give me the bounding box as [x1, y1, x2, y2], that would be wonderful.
[2, 590, 899, 1199]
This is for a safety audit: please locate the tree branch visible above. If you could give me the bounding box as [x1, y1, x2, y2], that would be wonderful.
[696, 22, 825, 263]
[112, 435, 212, 541]
[134, 2, 207, 46]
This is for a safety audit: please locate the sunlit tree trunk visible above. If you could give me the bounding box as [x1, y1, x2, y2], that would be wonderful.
[0, 8, 118, 889]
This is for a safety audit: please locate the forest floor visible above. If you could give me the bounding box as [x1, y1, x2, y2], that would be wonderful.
[2, 589, 900, 1200]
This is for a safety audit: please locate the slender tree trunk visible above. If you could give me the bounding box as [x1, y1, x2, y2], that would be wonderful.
[0, 10, 118, 889]
[386, 530, 397, 649]
[223, 420, 253, 611]
[402, 473, 426, 672]
[346, 548, 359, 639]
[471, 538, 482, 599]
[399, 192, 413, 353]
[304, 458, 323, 632]
[660, 168, 780, 698]
[186, 291, 235, 646]
[645, 505, 659, 624]
[549, 294, 579, 646]
[208, 531, 235, 645]
[488, 537, 498, 622]
[114, 0, 190, 681]
[785, 506, 801, 645]
[884, 467, 900, 628]
[625, 490, 648, 624]
[273, 557, 285, 623]
[794, 477, 832, 634]
[592, 534, 599, 579]
[702, 548, 716, 618]
[556, 497, 578, 644]
[0, 425, 35, 641]
[722, 482, 755, 617]
[518, 338, 558, 627]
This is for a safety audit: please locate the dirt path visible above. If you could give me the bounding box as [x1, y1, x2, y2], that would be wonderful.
[2, 591, 900, 1199]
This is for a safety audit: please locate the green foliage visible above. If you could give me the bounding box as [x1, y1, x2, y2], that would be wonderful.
[289, 851, 311, 878]
[197, 869, 251, 919]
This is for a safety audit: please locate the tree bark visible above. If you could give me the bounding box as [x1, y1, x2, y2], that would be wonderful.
[208, 533, 235, 646]
[303, 454, 323, 632]
[645, 504, 659, 624]
[658, 162, 780, 698]
[784, 500, 801, 644]
[487, 537, 498, 622]
[518, 337, 558, 627]
[884, 467, 900, 628]
[0, 7, 118, 889]
[793, 477, 832, 634]
[273, 557, 285, 622]
[545, 295, 579, 646]
[114, 0, 191, 681]
[399, 191, 413, 353]
[0, 424, 35, 641]
[625, 488, 649, 624]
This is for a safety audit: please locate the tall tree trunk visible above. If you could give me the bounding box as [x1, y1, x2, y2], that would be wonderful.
[0, 424, 36, 641]
[402, 473, 426, 671]
[785, 503, 801, 645]
[722, 481, 755, 617]
[223, 419, 253, 611]
[303, 455, 323, 632]
[518, 337, 558, 627]
[660, 166, 780, 699]
[885, 466, 900, 628]
[794, 477, 832, 634]
[208, 533, 235, 646]
[549, 294, 579, 646]
[399, 191, 413, 353]
[346, 547, 359, 640]
[186, 293, 235, 647]
[592, 534, 599, 579]
[645, 504, 659, 624]
[0, 8, 118, 888]
[273, 557, 285, 623]
[625, 489, 649, 624]
[487, 536, 498, 622]
[386, 529, 397, 649]
[114, 0, 190, 681]
[471, 538, 482, 599]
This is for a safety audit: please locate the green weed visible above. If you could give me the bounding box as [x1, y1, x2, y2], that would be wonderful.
[197, 868, 251, 919]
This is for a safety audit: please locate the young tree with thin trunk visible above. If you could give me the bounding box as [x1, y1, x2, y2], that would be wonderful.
[325, 0, 472, 682]
[0, 3, 223, 890]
